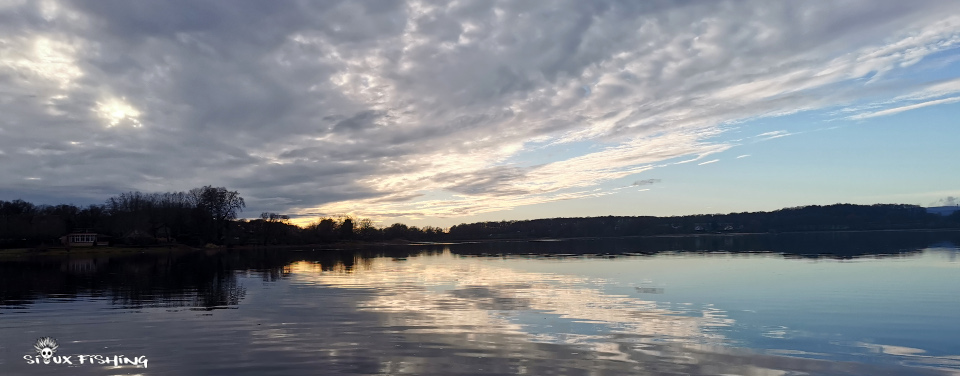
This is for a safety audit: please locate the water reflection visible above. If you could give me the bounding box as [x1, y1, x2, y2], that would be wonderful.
[291, 254, 731, 346]
[0, 249, 247, 310]
[444, 230, 960, 258]
[285, 249, 960, 375]
[0, 232, 958, 375]
[3, 231, 957, 311]
[0, 248, 418, 310]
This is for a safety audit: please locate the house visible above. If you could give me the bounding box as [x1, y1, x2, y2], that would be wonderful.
[60, 231, 109, 247]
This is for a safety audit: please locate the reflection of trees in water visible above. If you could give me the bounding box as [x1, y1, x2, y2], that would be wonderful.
[0, 232, 955, 310]
[108, 272, 246, 310]
[0, 251, 250, 310]
[444, 231, 960, 259]
[0, 247, 436, 309]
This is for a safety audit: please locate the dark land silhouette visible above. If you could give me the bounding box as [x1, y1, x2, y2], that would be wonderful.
[2, 186, 960, 249]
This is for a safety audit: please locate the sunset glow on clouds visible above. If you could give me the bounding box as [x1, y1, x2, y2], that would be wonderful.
[2, 1, 959, 226]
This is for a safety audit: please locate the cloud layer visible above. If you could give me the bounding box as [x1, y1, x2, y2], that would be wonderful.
[2, 0, 959, 223]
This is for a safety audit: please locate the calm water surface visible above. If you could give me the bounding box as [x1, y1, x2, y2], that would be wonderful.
[1, 232, 959, 375]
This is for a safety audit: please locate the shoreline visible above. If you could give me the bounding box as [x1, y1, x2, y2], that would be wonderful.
[3, 228, 959, 258]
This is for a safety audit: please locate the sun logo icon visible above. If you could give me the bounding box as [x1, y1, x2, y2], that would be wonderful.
[34, 337, 59, 365]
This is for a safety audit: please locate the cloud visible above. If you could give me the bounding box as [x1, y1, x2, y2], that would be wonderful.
[632, 179, 661, 186]
[736, 155, 751, 159]
[1, 1, 959, 221]
[754, 130, 793, 141]
[841, 71, 960, 119]
[848, 96, 960, 119]
[932, 196, 959, 206]
[698, 159, 720, 166]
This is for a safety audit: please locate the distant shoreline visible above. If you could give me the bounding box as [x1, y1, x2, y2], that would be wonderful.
[4, 227, 959, 259]
[415, 227, 960, 244]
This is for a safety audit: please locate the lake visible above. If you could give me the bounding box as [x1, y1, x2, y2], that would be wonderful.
[1, 231, 959, 375]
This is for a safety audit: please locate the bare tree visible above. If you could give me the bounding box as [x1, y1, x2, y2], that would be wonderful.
[189, 186, 245, 244]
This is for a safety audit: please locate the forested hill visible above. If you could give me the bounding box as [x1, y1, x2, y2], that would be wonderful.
[447, 204, 960, 240]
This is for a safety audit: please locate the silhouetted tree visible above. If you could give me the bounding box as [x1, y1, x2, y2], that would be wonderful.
[384, 223, 409, 240]
[189, 186, 245, 244]
[338, 217, 354, 240]
[255, 212, 290, 245]
[356, 218, 380, 240]
[312, 218, 338, 243]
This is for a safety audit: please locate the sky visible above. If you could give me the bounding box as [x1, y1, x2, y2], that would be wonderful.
[1, 0, 959, 228]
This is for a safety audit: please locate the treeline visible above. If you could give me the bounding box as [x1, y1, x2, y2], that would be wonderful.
[448, 204, 960, 240]
[0, 186, 245, 248]
[3, 187, 960, 249]
[0, 187, 448, 248]
[242, 214, 446, 245]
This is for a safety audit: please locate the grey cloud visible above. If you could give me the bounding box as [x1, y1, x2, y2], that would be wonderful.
[371, 193, 425, 203]
[435, 166, 532, 197]
[0, 0, 956, 220]
[332, 110, 385, 133]
[632, 179, 662, 187]
[932, 196, 958, 207]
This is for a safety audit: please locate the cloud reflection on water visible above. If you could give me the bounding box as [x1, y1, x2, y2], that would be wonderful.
[3, 245, 959, 375]
[281, 249, 957, 376]
[289, 248, 732, 346]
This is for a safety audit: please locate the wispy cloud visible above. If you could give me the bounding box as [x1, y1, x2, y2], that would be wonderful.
[840, 76, 960, 119]
[736, 155, 751, 159]
[848, 96, 960, 120]
[754, 131, 793, 141]
[893, 77, 960, 102]
[698, 159, 720, 166]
